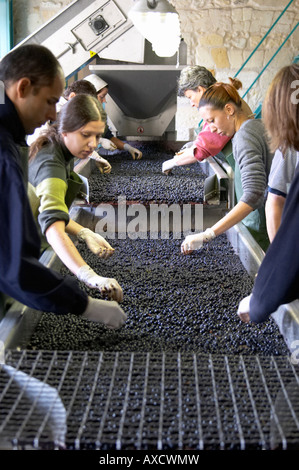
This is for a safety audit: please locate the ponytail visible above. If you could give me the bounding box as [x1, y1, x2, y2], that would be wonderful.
[198, 77, 243, 110]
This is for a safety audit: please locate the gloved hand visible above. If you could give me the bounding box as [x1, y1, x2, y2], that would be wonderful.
[162, 158, 177, 174]
[99, 138, 117, 151]
[77, 265, 123, 302]
[77, 228, 114, 259]
[124, 143, 142, 160]
[237, 295, 252, 323]
[181, 228, 216, 254]
[82, 296, 127, 329]
[180, 141, 194, 150]
[162, 149, 195, 174]
[89, 151, 112, 174]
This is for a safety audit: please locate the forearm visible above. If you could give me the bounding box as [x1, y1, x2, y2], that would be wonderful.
[110, 136, 124, 150]
[211, 201, 253, 237]
[65, 218, 84, 237]
[45, 221, 87, 276]
[175, 151, 197, 166]
[265, 193, 285, 242]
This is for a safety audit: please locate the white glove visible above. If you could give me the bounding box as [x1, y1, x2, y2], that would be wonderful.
[181, 228, 216, 254]
[162, 158, 177, 174]
[77, 228, 114, 259]
[99, 138, 117, 151]
[237, 294, 252, 323]
[89, 151, 112, 173]
[123, 143, 142, 160]
[82, 296, 127, 329]
[77, 265, 123, 302]
[180, 141, 194, 150]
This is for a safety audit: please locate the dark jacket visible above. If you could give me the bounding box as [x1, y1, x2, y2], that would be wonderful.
[250, 163, 299, 322]
[0, 94, 88, 315]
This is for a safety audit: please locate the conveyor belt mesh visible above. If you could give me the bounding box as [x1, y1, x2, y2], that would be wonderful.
[1, 350, 299, 450]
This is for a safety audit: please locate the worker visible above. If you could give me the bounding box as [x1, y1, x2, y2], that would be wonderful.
[0, 44, 126, 329]
[237, 64, 299, 324]
[84, 74, 143, 160]
[28, 93, 123, 303]
[62, 79, 113, 173]
[161, 65, 253, 174]
[28, 79, 113, 174]
[265, 147, 299, 242]
[181, 78, 272, 254]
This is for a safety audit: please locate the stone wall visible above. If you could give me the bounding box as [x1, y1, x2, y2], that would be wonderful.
[13, 0, 73, 44]
[12, 0, 299, 140]
[170, 0, 299, 139]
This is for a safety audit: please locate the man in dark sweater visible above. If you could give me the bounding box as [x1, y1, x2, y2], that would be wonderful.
[0, 44, 126, 329]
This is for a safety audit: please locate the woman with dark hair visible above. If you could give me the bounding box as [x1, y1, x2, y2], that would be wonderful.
[29, 93, 123, 302]
[238, 64, 299, 324]
[181, 77, 272, 254]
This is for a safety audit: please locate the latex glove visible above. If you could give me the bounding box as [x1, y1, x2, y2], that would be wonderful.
[77, 265, 123, 302]
[162, 158, 177, 175]
[181, 228, 216, 254]
[82, 296, 127, 329]
[89, 151, 112, 173]
[99, 138, 117, 151]
[180, 141, 194, 150]
[77, 228, 114, 259]
[162, 150, 194, 174]
[124, 143, 142, 160]
[237, 294, 252, 323]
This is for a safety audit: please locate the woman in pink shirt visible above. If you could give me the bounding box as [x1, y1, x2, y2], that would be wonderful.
[162, 65, 252, 173]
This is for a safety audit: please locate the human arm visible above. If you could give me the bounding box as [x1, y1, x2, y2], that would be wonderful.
[233, 121, 269, 210]
[265, 192, 285, 242]
[193, 122, 230, 162]
[108, 136, 142, 160]
[89, 150, 112, 173]
[162, 146, 197, 174]
[0, 156, 88, 315]
[163, 123, 230, 174]
[45, 220, 90, 276]
[65, 219, 114, 259]
[181, 201, 252, 254]
[45, 221, 123, 302]
[34, 166, 122, 300]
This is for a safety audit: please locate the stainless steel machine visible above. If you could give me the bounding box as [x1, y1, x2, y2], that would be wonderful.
[17, 0, 188, 139]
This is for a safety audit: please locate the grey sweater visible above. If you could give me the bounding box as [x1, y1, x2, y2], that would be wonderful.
[232, 119, 273, 210]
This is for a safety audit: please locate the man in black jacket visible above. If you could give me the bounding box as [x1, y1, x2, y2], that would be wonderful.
[0, 44, 126, 329]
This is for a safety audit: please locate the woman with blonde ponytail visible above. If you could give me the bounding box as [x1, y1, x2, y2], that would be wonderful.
[181, 78, 272, 254]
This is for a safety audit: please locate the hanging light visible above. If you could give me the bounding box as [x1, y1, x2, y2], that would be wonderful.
[128, 0, 181, 57]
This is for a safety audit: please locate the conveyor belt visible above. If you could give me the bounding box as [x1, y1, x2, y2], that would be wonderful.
[1, 145, 298, 452]
[27, 235, 288, 355]
[88, 148, 208, 204]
